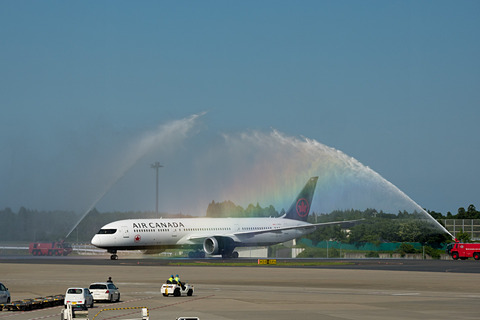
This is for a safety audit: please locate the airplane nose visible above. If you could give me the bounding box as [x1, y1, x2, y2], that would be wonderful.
[91, 235, 100, 247]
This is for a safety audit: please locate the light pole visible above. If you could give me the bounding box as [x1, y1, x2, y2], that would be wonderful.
[150, 162, 163, 215]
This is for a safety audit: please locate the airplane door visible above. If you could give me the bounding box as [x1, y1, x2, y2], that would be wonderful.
[121, 226, 129, 239]
[276, 222, 285, 239]
[172, 226, 178, 239]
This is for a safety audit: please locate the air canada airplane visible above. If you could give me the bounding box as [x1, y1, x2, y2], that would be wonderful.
[91, 177, 359, 260]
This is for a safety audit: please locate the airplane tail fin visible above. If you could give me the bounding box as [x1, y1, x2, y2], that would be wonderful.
[283, 176, 318, 222]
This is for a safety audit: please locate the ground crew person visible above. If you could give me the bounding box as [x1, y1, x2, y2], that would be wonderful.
[167, 275, 174, 284]
[175, 274, 184, 289]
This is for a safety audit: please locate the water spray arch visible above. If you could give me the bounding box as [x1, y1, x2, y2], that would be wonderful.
[66, 117, 452, 241]
[65, 113, 204, 239]
[198, 129, 452, 238]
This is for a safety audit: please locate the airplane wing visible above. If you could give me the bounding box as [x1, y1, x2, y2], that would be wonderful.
[184, 219, 364, 242]
[232, 219, 364, 239]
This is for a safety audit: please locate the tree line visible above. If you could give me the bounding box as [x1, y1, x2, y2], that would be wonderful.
[206, 200, 280, 218]
[427, 204, 480, 220]
[0, 207, 192, 242]
[305, 209, 450, 247]
[0, 203, 477, 243]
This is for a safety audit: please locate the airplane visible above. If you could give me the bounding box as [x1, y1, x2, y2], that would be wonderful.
[91, 176, 360, 260]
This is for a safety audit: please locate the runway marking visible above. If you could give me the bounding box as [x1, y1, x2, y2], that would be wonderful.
[26, 314, 58, 320]
[7, 297, 155, 320]
[0, 305, 63, 319]
[392, 293, 420, 296]
[13, 295, 216, 320]
[100, 295, 215, 320]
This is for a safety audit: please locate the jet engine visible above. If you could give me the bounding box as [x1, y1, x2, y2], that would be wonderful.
[203, 236, 235, 255]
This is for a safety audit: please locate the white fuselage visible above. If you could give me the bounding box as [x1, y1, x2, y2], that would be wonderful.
[91, 217, 313, 251]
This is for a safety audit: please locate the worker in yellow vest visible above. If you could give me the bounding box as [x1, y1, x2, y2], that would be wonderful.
[174, 274, 184, 289]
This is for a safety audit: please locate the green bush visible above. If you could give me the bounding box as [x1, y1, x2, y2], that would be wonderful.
[424, 246, 442, 259]
[396, 243, 418, 257]
[296, 247, 341, 258]
[365, 251, 379, 258]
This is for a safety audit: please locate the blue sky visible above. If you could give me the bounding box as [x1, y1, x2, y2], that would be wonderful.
[1, 1, 479, 216]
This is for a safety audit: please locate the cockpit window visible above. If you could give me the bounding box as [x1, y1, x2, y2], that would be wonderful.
[97, 229, 117, 234]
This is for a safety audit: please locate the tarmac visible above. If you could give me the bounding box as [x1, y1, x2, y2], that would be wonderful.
[1, 257, 480, 320]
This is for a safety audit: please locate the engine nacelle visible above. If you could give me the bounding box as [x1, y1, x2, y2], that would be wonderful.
[203, 236, 235, 255]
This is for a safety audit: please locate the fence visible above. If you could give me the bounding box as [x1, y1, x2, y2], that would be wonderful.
[298, 239, 425, 251]
[443, 219, 480, 240]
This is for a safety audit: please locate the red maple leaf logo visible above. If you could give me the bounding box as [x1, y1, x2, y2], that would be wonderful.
[134, 235, 141, 242]
[296, 199, 309, 217]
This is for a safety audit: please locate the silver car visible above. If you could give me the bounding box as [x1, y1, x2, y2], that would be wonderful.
[0, 283, 10, 303]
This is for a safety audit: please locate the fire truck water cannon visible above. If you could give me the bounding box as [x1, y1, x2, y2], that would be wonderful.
[446, 240, 480, 260]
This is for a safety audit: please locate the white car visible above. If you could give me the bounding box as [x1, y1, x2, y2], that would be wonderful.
[0, 282, 10, 303]
[64, 288, 94, 308]
[161, 283, 194, 297]
[88, 282, 120, 302]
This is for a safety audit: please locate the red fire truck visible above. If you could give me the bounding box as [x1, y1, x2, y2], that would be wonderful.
[29, 241, 73, 256]
[446, 241, 480, 260]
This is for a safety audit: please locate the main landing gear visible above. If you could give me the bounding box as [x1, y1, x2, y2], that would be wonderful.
[222, 251, 239, 259]
[108, 250, 118, 260]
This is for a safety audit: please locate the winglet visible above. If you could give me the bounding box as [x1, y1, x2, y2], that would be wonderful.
[283, 177, 318, 222]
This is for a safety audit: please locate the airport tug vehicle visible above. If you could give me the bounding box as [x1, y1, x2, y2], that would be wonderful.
[161, 283, 194, 297]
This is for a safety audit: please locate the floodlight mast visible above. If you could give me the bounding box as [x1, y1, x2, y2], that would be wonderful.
[150, 162, 163, 216]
